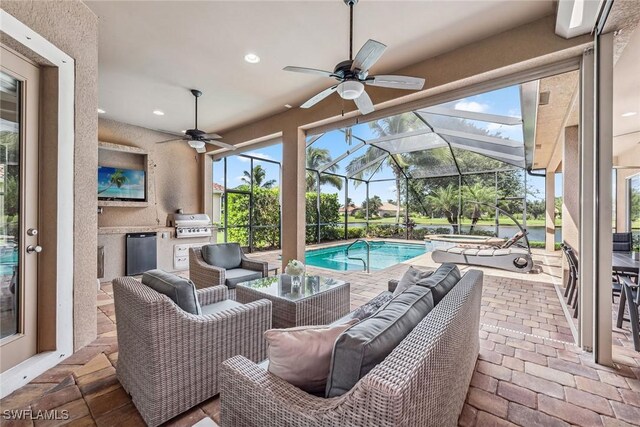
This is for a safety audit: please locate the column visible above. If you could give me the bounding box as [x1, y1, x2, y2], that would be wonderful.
[563, 126, 580, 253]
[281, 127, 306, 269]
[545, 170, 556, 252]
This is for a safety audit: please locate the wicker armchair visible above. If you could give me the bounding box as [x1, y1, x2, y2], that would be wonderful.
[190, 243, 268, 299]
[219, 270, 482, 427]
[113, 277, 272, 427]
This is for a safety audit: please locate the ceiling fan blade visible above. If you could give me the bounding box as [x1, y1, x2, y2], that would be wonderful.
[354, 90, 375, 115]
[283, 66, 334, 78]
[203, 139, 237, 150]
[351, 39, 387, 73]
[366, 75, 426, 91]
[156, 138, 181, 144]
[203, 133, 222, 139]
[301, 85, 338, 109]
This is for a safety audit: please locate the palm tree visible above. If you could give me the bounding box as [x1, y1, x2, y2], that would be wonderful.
[241, 164, 276, 188]
[305, 147, 343, 192]
[461, 183, 498, 232]
[426, 184, 460, 233]
[98, 169, 128, 194]
[347, 114, 419, 222]
[362, 195, 383, 217]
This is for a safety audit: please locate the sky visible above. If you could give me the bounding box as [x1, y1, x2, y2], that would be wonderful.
[213, 83, 562, 207]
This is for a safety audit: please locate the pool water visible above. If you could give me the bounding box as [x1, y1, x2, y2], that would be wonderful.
[305, 241, 431, 272]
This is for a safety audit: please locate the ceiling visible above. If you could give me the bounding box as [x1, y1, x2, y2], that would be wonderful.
[85, 0, 554, 136]
[613, 25, 640, 157]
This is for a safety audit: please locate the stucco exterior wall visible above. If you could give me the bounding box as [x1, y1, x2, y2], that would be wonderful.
[1, 0, 99, 350]
[97, 118, 203, 226]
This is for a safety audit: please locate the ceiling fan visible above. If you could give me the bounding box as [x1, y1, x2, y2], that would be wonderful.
[156, 89, 236, 153]
[283, 0, 426, 115]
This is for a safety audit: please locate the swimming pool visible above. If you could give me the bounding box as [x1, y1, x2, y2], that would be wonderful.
[305, 241, 431, 272]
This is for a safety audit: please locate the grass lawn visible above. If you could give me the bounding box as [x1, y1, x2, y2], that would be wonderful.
[338, 215, 561, 227]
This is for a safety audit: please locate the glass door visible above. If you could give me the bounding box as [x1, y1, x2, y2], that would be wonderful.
[1, 46, 41, 373]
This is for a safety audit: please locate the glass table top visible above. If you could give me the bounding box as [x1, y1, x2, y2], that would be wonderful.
[237, 275, 347, 302]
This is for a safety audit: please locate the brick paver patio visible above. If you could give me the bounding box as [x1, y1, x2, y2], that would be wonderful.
[2, 247, 639, 426]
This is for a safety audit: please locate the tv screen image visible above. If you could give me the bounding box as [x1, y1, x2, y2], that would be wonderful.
[98, 166, 145, 201]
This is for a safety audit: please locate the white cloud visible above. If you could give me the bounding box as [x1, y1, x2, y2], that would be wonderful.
[237, 151, 274, 162]
[454, 100, 490, 113]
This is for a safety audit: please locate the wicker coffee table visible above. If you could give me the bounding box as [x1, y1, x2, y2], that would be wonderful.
[236, 275, 350, 328]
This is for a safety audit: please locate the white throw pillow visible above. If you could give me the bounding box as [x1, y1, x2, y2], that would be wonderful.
[265, 320, 358, 394]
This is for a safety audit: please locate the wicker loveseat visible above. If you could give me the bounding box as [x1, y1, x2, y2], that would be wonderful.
[219, 269, 483, 427]
[113, 277, 272, 427]
[189, 243, 268, 299]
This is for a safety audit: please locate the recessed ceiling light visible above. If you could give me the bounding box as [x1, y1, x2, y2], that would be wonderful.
[284, 104, 292, 109]
[153, 110, 165, 116]
[97, 108, 106, 114]
[622, 111, 637, 117]
[244, 53, 260, 64]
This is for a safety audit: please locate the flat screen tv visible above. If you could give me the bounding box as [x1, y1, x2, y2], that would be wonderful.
[98, 166, 146, 201]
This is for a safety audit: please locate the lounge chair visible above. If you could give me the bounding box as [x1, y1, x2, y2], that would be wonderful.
[431, 230, 534, 273]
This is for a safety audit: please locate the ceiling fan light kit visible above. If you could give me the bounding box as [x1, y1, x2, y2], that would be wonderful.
[337, 80, 364, 100]
[188, 140, 206, 149]
[283, 0, 425, 115]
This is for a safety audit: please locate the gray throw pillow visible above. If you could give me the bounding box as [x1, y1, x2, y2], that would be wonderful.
[392, 266, 434, 296]
[325, 285, 435, 398]
[416, 263, 461, 304]
[141, 269, 202, 315]
[201, 243, 242, 270]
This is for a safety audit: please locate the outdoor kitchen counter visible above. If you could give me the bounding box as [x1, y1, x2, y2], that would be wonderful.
[98, 226, 175, 235]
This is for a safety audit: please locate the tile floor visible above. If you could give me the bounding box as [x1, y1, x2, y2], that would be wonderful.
[1, 247, 639, 426]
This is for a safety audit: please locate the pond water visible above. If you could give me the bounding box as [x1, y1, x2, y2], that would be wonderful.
[346, 223, 561, 243]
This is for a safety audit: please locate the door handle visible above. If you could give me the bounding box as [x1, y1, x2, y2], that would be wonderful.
[26, 245, 43, 254]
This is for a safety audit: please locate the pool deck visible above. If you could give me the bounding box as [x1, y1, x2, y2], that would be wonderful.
[4, 239, 640, 426]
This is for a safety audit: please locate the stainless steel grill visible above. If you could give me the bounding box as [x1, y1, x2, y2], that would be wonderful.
[167, 213, 213, 239]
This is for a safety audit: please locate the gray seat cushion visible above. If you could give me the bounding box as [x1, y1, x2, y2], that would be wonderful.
[141, 269, 201, 315]
[225, 268, 263, 288]
[417, 263, 461, 304]
[200, 299, 243, 315]
[325, 285, 435, 398]
[202, 243, 242, 270]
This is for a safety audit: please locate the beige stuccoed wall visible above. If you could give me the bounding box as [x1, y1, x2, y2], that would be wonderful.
[97, 119, 210, 281]
[98, 118, 204, 226]
[2, 1, 99, 350]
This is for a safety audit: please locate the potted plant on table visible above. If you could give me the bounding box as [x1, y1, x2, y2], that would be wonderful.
[285, 259, 306, 290]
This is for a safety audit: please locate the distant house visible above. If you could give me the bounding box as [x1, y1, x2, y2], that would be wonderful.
[212, 182, 224, 223]
[378, 202, 404, 217]
[339, 204, 360, 216]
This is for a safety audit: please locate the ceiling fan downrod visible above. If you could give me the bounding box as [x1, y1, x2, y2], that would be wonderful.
[191, 89, 202, 130]
[344, 0, 358, 61]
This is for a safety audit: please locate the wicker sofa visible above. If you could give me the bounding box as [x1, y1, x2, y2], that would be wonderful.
[219, 269, 483, 427]
[189, 243, 269, 299]
[112, 277, 272, 427]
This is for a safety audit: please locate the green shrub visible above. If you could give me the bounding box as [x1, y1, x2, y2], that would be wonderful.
[306, 192, 341, 244]
[347, 227, 366, 239]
